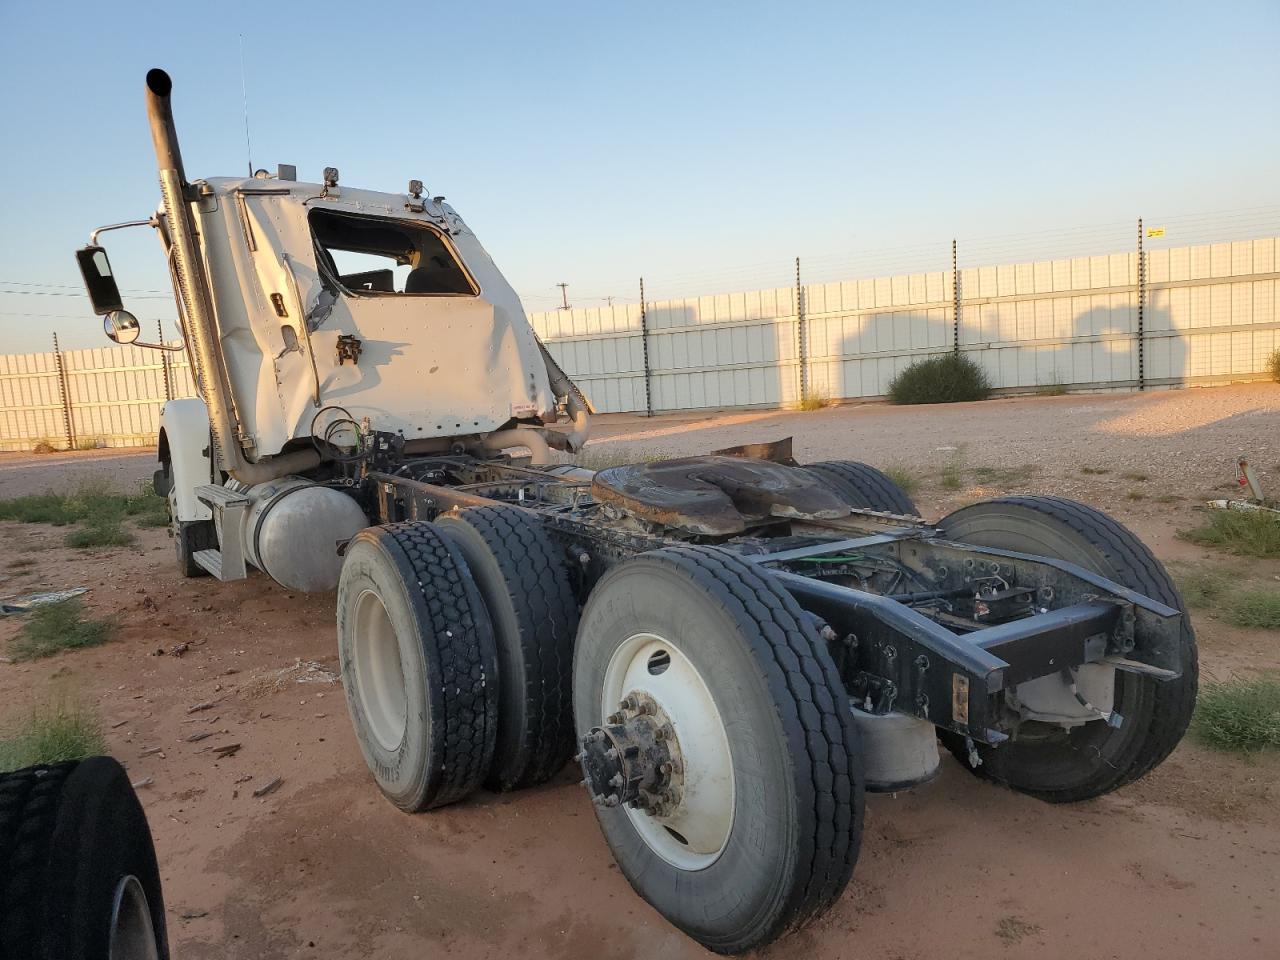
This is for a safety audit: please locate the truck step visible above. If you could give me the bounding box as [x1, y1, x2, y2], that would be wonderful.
[193, 484, 249, 581]
[192, 549, 226, 580]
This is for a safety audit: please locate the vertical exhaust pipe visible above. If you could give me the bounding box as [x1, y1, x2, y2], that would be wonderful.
[145, 68, 245, 477]
[145, 69, 317, 483]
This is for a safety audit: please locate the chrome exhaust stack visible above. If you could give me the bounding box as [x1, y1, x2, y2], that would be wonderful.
[144, 68, 317, 484]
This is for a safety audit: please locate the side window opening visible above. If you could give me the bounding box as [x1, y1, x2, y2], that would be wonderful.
[308, 209, 477, 297]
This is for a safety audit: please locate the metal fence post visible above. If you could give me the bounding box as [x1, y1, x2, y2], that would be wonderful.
[795, 257, 808, 403]
[158, 318, 173, 401]
[1136, 218, 1146, 391]
[52, 332, 75, 450]
[639, 277, 653, 416]
[952, 239, 961, 354]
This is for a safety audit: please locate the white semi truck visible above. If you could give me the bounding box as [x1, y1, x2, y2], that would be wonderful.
[73, 68, 1198, 953]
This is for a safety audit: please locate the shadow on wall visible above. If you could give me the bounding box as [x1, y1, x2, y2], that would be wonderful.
[809, 299, 1186, 401]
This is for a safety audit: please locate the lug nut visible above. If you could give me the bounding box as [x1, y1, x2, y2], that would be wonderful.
[607, 712, 624, 725]
[609, 773, 623, 787]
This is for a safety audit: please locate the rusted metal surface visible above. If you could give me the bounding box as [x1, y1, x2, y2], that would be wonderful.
[710, 436, 797, 465]
[591, 455, 849, 536]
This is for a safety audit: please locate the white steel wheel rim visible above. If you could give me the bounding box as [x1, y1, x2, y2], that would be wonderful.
[353, 588, 408, 752]
[602, 632, 735, 871]
[108, 874, 160, 960]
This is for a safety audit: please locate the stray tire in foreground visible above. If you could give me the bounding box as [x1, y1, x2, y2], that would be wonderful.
[804, 460, 919, 516]
[337, 522, 499, 811]
[573, 546, 863, 954]
[437, 506, 579, 791]
[0, 756, 168, 960]
[937, 495, 1199, 802]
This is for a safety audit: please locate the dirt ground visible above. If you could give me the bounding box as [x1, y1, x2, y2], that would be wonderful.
[2, 384, 1279, 959]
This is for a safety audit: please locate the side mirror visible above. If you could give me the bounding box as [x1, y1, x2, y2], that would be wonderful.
[76, 245, 125, 315]
[103, 310, 141, 344]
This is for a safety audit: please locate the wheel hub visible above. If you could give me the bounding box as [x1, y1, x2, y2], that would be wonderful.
[579, 692, 684, 816]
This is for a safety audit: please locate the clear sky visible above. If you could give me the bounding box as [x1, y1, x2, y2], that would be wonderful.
[1, 0, 1277, 352]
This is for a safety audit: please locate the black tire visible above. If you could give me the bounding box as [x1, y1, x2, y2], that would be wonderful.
[336, 522, 499, 811]
[174, 520, 214, 579]
[573, 546, 863, 954]
[160, 459, 213, 579]
[937, 496, 1198, 802]
[804, 460, 919, 516]
[436, 507, 579, 791]
[0, 757, 168, 960]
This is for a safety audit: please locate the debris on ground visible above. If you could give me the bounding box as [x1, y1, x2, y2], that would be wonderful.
[0, 587, 89, 615]
[252, 776, 282, 797]
[239, 659, 339, 700]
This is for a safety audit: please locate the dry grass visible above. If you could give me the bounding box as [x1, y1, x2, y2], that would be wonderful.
[0, 699, 105, 773]
[1172, 563, 1280, 630]
[789, 389, 832, 412]
[8, 600, 117, 662]
[0, 479, 167, 548]
[1193, 676, 1280, 752]
[882, 464, 921, 497]
[1179, 509, 1280, 558]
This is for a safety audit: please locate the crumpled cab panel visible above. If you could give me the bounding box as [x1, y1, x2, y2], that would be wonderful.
[190, 178, 555, 458]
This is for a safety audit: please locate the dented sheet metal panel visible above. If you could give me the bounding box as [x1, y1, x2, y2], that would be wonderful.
[194, 179, 557, 456]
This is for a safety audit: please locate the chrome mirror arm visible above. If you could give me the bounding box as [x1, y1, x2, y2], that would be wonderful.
[89, 218, 159, 245]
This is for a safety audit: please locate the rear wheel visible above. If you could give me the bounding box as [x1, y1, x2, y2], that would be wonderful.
[937, 496, 1198, 802]
[804, 460, 918, 516]
[337, 522, 499, 811]
[436, 506, 579, 791]
[0, 757, 168, 960]
[573, 546, 863, 954]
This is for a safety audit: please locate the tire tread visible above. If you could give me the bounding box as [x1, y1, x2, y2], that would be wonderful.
[382, 522, 498, 808]
[805, 461, 918, 516]
[443, 506, 578, 790]
[644, 546, 863, 942]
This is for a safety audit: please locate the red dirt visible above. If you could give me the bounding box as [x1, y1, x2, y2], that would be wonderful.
[2, 389, 1279, 959]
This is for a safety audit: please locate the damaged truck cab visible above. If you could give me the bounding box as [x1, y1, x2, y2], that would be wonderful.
[188, 176, 561, 456]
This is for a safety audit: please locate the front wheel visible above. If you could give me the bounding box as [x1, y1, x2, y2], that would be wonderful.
[937, 496, 1198, 802]
[573, 546, 863, 954]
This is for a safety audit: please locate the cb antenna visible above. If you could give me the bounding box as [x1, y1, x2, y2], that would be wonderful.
[239, 34, 253, 177]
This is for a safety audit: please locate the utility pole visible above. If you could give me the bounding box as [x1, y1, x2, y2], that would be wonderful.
[556, 282, 570, 310]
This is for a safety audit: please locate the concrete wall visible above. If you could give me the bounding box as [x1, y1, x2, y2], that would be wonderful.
[531, 237, 1279, 413]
